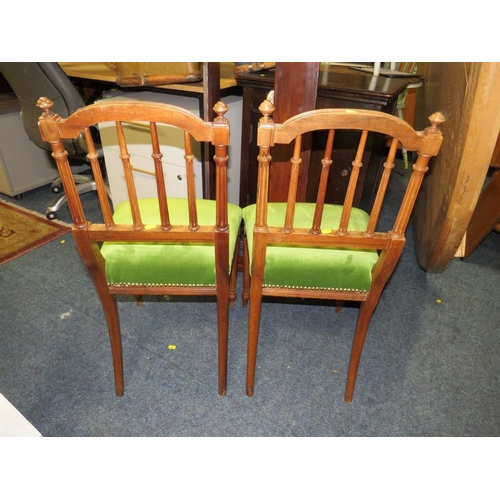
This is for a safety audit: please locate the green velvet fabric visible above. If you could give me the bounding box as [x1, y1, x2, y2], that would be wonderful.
[243, 203, 379, 292]
[101, 198, 242, 286]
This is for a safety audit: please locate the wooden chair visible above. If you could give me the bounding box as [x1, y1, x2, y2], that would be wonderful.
[242, 100, 444, 402]
[37, 96, 242, 396]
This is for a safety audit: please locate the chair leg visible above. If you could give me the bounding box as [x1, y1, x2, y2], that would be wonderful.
[215, 231, 230, 396]
[216, 291, 229, 396]
[246, 277, 264, 396]
[344, 300, 377, 403]
[73, 233, 124, 396]
[100, 292, 125, 397]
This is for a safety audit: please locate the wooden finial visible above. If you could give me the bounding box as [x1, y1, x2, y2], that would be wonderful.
[429, 111, 445, 129]
[36, 97, 55, 116]
[258, 99, 275, 119]
[213, 101, 228, 122]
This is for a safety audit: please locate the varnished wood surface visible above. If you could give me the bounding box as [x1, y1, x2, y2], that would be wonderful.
[412, 62, 500, 272]
[59, 62, 238, 93]
[463, 169, 500, 258]
[490, 132, 500, 167]
[59, 62, 117, 82]
[235, 63, 420, 102]
[270, 63, 320, 202]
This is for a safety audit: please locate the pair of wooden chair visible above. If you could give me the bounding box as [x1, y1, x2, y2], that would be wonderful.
[37, 96, 443, 402]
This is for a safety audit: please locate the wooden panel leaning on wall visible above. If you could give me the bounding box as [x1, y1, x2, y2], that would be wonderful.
[412, 62, 500, 272]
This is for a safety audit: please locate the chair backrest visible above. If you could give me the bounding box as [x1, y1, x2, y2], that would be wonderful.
[253, 99, 444, 266]
[36, 96, 231, 252]
[0, 62, 86, 155]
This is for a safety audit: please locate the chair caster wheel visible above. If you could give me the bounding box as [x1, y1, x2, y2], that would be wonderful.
[46, 211, 58, 220]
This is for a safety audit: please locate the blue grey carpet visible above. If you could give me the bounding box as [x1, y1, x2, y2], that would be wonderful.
[1, 163, 499, 438]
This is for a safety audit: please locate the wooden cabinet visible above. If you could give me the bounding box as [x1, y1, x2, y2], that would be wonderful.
[236, 63, 419, 209]
[97, 90, 243, 207]
[98, 91, 203, 206]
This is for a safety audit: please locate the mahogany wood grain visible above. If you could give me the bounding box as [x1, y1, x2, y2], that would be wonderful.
[202, 62, 221, 200]
[270, 63, 319, 201]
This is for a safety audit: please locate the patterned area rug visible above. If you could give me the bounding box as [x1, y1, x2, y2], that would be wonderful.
[0, 200, 71, 265]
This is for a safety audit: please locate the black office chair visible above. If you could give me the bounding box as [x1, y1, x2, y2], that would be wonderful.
[0, 62, 109, 219]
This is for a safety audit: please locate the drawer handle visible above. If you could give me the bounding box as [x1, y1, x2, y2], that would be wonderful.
[131, 165, 155, 177]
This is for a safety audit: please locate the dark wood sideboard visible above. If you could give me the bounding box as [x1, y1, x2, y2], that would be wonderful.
[236, 63, 420, 209]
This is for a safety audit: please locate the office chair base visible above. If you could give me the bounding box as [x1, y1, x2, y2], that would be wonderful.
[50, 173, 94, 194]
[46, 181, 111, 220]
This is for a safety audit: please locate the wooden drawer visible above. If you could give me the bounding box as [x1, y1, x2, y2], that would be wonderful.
[99, 119, 201, 168]
[101, 145, 198, 207]
[97, 91, 204, 206]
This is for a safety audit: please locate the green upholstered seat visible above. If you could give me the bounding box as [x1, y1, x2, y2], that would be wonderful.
[243, 202, 379, 292]
[101, 198, 242, 287]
